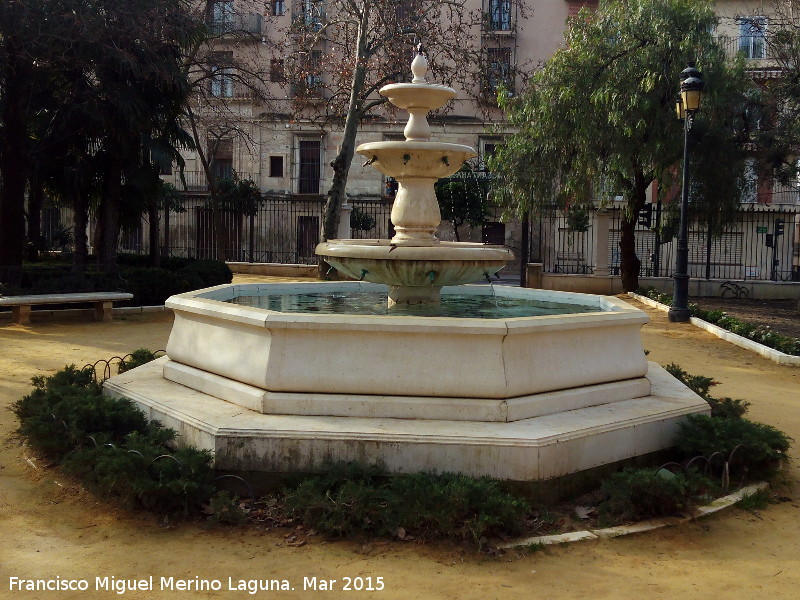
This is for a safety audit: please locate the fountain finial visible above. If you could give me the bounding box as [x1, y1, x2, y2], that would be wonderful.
[411, 48, 428, 84]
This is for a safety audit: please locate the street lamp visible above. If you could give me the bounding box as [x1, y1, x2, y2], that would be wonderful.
[668, 64, 704, 322]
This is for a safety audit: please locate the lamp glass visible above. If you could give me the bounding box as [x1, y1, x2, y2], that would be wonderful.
[675, 97, 685, 120]
[681, 88, 702, 112]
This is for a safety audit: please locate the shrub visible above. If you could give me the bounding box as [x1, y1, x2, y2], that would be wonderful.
[636, 289, 800, 356]
[209, 491, 247, 525]
[282, 462, 529, 544]
[118, 349, 160, 373]
[675, 414, 791, 479]
[599, 467, 715, 522]
[14, 365, 215, 515]
[664, 363, 716, 400]
[6, 256, 232, 307]
[118, 260, 232, 306]
[664, 364, 750, 418]
[12, 366, 150, 460]
[706, 396, 751, 419]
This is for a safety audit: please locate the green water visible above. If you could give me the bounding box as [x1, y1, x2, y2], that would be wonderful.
[227, 291, 600, 319]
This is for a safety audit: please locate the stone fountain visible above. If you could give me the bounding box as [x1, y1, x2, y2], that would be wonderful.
[316, 52, 513, 305]
[104, 54, 709, 493]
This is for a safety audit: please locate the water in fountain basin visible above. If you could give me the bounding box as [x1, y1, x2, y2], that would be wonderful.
[227, 291, 601, 319]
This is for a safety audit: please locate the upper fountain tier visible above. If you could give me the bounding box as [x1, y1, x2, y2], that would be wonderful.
[356, 53, 476, 181]
[316, 51, 514, 305]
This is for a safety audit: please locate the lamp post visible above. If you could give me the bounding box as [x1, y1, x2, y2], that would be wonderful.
[668, 64, 704, 322]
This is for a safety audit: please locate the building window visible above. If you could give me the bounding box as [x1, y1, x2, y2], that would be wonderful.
[488, 0, 512, 31]
[269, 155, 284, 178]
[209, 138, 234, 180]
[479, 138, 501, 170]
[270, 58, 285, 83]
[272, 0, 286, 16]
[482, 222, 505, 245]
[486, 47, 512, 95]
[300, 50, 323, 94]
[396, 0, 421, 23]
[297, 139, 321, 194]
[739, 16, 767, 59]
[209, 0, 235, 35]
[210, 51, 234, 98]
[302, 0, 325, 30]
[384, 177, 398, 199]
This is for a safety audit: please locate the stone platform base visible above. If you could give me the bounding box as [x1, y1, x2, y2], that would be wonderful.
[104, 358, 709, 482]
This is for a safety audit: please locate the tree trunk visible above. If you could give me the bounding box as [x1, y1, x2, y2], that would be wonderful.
[0, 37, 31, 285]
[72, 190, 88, 273]
[185, 109, 228, 261]
[25, 171, 45, 262]
[318, 10, 371, 278]
[96, 157, 123, 272]
[148, 199, 160, 267]
[618, 174, 649, 292]
[618, 217, 640, 292]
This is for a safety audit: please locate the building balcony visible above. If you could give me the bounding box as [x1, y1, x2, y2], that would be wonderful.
[162, 171, 261, 193]
[717, 34, 782, 72]
[208, 13, 263, 37]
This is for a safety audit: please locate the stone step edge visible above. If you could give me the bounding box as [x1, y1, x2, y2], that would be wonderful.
[628, 292, 800, 366]
[497, 481, 769, 549]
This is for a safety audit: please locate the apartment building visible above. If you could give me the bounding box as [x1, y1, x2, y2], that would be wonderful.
[157, 1, 601, 260]
[152, 0, 798, 279]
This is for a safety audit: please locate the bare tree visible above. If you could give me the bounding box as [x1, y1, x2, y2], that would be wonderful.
[279, 0, 531, 273]
[181, 0, 278, 260]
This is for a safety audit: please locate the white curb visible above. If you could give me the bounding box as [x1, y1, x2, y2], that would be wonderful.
[498, 482, 770, 549]
[628, 293, 800, 366]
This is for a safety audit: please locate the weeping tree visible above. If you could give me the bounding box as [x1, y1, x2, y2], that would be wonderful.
[282, 0, 530, 275]
[181, 1, 277, 262]
[435, 165, 491, 242]
[492, 0, 753, 291]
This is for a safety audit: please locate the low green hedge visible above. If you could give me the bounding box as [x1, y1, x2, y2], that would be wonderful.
[2, 256, 232, 306]
[12, 365, 214, 515]
[282, 462, 530, 544]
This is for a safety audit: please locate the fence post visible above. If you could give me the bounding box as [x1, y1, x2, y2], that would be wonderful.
[705, 214, 713, 280]
[520, 210, 529, 287]
[337, 202, 353, 239]
[593, 209, 610, 276]
[249, 211, 255, 263]
[163, 206, 170, 258]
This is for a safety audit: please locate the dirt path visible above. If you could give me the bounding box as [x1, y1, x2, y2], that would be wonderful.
[1, 290, 799, 600]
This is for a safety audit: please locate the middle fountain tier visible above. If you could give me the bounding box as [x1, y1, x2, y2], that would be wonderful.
[316, 52, 514, 306]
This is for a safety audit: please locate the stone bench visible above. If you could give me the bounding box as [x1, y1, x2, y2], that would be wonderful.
[0, 292, 134, 325]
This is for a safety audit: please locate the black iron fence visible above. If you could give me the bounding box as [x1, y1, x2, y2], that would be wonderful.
[535, 203, 800, 282]
[122, 194, 392, 265]
[29, 195, 800, 282]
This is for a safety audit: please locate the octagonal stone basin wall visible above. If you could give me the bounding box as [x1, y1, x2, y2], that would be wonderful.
[164, 282, 649, 401]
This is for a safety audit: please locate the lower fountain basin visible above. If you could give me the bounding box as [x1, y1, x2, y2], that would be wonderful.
[106, 281, 710, 485]
[162, 282, 649, 402]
